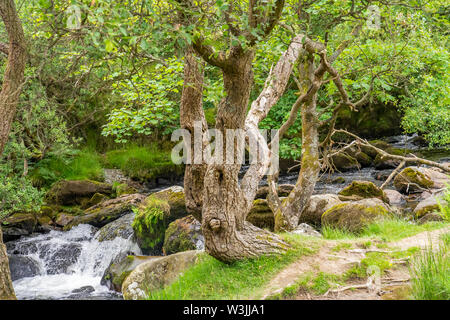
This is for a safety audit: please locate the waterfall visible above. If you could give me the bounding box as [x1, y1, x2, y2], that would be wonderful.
[7, 224, 141, 300]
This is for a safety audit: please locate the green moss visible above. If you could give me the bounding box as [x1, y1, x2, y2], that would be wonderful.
[132, 196, 171, 252]
[338, 181, 388, 203]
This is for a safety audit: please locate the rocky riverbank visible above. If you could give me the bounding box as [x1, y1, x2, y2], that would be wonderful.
[2, 135, 449, 299]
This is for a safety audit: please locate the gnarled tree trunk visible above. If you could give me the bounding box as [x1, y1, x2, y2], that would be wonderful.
[0, 0, 27, 300]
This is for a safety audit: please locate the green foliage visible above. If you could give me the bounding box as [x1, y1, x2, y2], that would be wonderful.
[410, 240, 450, 300]
[0, 166, 44, 219]
[436, 185, 450, 222]
[103, 144, 182, 181]
[29, 149, 104, 187]
[147, 234, 319, 300]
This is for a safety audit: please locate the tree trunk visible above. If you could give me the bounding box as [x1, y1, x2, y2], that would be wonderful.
[200, 50, 287, 262]
[0, 228, 15, 300]
[0, 0, 27, 300]
[180, 46, 208, 221]
[273, 55, 321, 232]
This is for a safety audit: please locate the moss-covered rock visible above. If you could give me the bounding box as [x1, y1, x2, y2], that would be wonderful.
[373, 148, 412, 170]
[413, 191, 447, 218]
[113, 183, 138, 197]
[163, 215, 204, 255]
[122, 250, 200, 300]
[64, 193, 146, 230]
[299, 194, 342, 227]
[45, 180, 113, 206]
[338, 181, 389, 203]
[1, 213, 38, 241]
[321, 198, 391, 232]
[101, 253, 157, 292]
[55, 213, 76, 227]
[246, 199, 275, 231]
[417, 212, 444, 224]
[330, 152, 360, 172]
[132, 186, 188, 255]
[393, 167, 447, 194]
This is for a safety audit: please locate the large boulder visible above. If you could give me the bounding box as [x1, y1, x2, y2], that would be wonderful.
[8, 255, 41, 281]
[299, 194, 342, 227]
[45, 180, 113, 206]
[95, 212, 135, 242]
[321, 198, 391, 232]
[413, 191, 447, 219]
[101, 252, 157, 292]
[1, 213, 38, 242]
[394, 167, 449, 194]
[122, 250, 200, 300]
[330, 152, 360, 172]
[246, 199, 275, 231]
[132, 186, 188, 255]
[338, 181, 389, 203]
[64, 193, 146, 230]
[163, 215, 204, 255]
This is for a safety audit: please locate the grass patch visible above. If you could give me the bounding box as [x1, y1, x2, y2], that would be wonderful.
[321, 217, 448, 242]
[103, 144, 183, 181]
[30, 149, 104, 187]
[410, 240, 449, 300]
[146, 234, 320, 300]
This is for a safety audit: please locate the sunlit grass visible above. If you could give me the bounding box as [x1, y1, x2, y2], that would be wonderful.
[410, 240, 450, 300]
[321, 217, 448, 242]
[146, 234, 320, 300]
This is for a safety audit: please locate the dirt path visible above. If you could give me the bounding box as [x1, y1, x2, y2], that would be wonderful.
[256, 226, 449, 300]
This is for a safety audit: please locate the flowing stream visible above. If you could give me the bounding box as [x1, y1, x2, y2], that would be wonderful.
[7, 224, 141, 300]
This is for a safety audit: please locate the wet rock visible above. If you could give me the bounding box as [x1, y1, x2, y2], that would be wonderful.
[2, 227, 30, 243]
[413, 191, 447, 219]
[394, 167, 449, 194]
[38, 243, 82, 274]
[71, 286, 95, 294]
[291, 223, 322, 238]
[95, 213, 135, 242]
[8, 255, 41, 281]
[64, 193, 146, 230]
[255, 184, 294, 199]
[55, 213, 76, 227]
[45, 180, 113, 206]
[247, 199, 275, 231]
[299, 194, 342, 227]
[322, 198, 391, 232]
[122, 250, 200, 300]
[101, 253, 157, 292]
[133, 187, 188, 255]
[338, 181, 389, 203]
[163, 215, 204, 255]
[1, 213, 38, 242]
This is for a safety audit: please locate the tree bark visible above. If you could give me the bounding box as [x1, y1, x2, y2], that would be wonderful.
[200, 49, 287, 262]
[273, 55, 321, 232]
[180, 46, 208, 221]
[0, 0, 27, 300]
